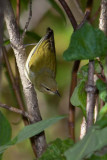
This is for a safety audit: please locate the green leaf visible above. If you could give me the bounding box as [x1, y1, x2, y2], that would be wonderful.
[0, 116, 65, 154]
[47, 0, 66, 22]
[0, 111, 12, 158]
[64, 126, 107, 160]
[13, 115, 65, 144]
[39, 138, 74, 160]
[70, 80, 86, 116]
[99, 103, 107, 119]
[63, 23, 107, 61]
[96, 103, 107, 128]
[77, 63, 88, 80]
[96, 79, 106, 91]
[88, 154, 107, 160]
[96, 79, 107, 102]
[96, 114, 107, 129]
[0, 111, 12, 146]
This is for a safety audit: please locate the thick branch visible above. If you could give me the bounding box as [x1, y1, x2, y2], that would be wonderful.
[3, 0, 47, 157]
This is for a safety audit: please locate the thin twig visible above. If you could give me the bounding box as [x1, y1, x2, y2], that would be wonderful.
[15, 0, 20, 88]
[58, 0, 80, 141]
[100, 99, 105, 109]
[58, 0, 78, 30]
[68, 60, 80, 141]
[2, 47, 26, 115]
[21, 0, 32, 42]
[0, 102, 32, 120]
[16, 0, 20, 26]
[77, 10, 90, 29]
[95, 71, 106, 83]
[90, 6, 101, 24]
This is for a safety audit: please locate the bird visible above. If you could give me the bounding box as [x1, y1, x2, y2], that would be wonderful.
[24, 28, 60, 96]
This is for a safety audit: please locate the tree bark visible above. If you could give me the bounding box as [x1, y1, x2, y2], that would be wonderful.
[3, 0, 47, 157]
[99, 0, 107, 36]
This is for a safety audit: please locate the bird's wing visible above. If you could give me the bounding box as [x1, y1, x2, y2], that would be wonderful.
[25, 28, 56, 79]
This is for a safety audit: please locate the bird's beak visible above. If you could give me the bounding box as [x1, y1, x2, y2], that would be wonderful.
[55, 90, 60, 97]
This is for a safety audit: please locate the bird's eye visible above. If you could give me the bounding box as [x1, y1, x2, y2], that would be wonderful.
[45, 87, 50, 91]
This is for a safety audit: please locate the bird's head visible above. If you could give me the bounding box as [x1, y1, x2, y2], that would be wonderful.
[35, 74, 60, 96]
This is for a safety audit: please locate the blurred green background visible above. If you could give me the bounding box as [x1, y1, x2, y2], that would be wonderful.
[1, 0, 101, 159]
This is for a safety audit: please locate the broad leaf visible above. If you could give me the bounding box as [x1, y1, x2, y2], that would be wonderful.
[64, 126, 107, 160]
[96, 79, 107, 102]
[88, 154, 107, 160]
[13, 115, 65, 144]
[70, 80, 86, 116]
[63, 23, 107, 61]
[39, 138, 74, 160]
[77, 63, 88, 80]
[0, 115, 65, 154]
[0, 111, 12, 159]
[0, 111, 12, 146]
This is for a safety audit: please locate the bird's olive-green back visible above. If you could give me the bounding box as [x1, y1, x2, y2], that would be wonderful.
[28, 28, 56, 79]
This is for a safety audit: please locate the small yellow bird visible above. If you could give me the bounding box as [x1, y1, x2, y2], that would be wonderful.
[24, 28, 60, 96]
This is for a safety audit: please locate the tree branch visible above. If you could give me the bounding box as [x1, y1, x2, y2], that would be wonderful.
[85, 60, 96, 130]
[3, 0, 47, 157]
[0, 103, 32, 120]
[21, 0, 32, 42]
[2, 47, 28, 122]
[58, 0, 78, 30]
[68, 60, 80, 141]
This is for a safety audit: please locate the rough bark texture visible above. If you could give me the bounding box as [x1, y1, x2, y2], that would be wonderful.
[3, 0, 47, 157]
[86, 61, 96, 130]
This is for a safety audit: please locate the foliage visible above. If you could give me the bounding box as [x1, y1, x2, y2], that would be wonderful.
[0, 114, 65, 155]
[64, 125, 107, 160]
[1, 0, 107, 160]
[0, 111, 12, 159]
[70, 80, 86, 116]
[63, 23, 107, 61]
[96, 79, 107, 102]
[39, 138, 74, 160]
[87, 154, 107, 160]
